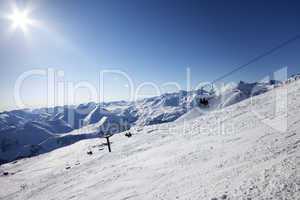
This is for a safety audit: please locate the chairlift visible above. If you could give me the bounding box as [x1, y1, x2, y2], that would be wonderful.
[197, 84, 215, 107]
[199, 98, 209, 107]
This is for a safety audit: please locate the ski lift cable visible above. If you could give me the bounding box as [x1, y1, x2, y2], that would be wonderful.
[211, 35, 300, 84]
[9, 35, 300, 161]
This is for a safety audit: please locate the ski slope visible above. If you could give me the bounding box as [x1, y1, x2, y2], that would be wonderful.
[0, 80, 299, 200]
[1, 80, 282, 164]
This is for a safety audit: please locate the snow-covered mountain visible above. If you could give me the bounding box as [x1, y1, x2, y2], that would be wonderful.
[0, 78, 298, 199]
[0, 79, 285, 164]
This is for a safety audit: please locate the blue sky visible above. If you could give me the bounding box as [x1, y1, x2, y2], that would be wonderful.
[0, 0, 300, 111]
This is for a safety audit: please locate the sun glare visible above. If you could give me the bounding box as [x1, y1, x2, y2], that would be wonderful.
[7, 8, 34, 34]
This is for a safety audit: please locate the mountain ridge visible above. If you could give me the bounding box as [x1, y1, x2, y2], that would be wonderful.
[1, 77, 296, 164]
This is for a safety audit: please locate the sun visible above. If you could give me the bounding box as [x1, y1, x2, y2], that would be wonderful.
[7, 8, 34, 34]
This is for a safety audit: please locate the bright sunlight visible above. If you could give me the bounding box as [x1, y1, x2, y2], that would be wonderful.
[7, 7, 34, 34]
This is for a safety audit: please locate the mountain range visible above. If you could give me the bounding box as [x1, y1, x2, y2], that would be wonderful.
[0, 78, 296, 164]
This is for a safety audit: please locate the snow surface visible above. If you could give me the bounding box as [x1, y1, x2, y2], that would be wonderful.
[0, 80, 299, 199]
[1, 80, 280, 164]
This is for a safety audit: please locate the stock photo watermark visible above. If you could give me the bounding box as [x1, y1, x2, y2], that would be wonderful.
[13, 67, 289, 134]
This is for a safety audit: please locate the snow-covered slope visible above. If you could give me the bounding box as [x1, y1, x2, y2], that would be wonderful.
[0, 79, 285, 164]
[0, 80, 299, 199]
